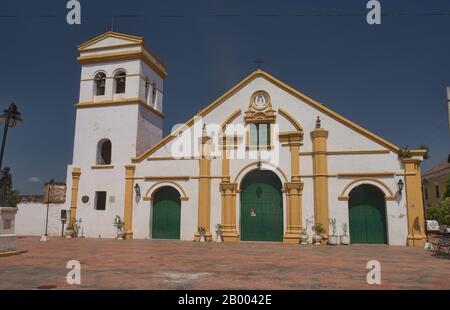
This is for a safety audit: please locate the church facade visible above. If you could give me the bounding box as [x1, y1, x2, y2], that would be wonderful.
[65, 31, 427, 246]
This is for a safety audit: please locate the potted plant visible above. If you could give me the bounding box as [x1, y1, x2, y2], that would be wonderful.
[299, 219, 311, 245]
[299, 227, 309, 245]
[340, 223, 350, 245]
[312, 223, 326, 245]
[215, 224, 223, 243]
[328, 218, 339, 245]
[64, 218, 76, 238]
[198, 227, 206, 242]
[113, 215, 125, 240]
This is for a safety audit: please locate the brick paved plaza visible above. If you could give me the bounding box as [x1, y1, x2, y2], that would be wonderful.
[0, 237, 449, 290]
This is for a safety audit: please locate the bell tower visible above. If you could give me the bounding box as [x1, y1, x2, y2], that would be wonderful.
[72, 31, 167, 166]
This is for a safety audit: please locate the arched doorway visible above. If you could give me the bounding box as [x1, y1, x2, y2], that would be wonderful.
[152, 187, 181, 240]
[348, 184, 387, 244]
[240, 170, 283, 242]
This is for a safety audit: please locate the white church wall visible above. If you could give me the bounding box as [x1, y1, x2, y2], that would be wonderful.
[74, 167, 125, 238]
[15, 203, 68, 237]
[72, 105, 139, 166]
[136, 106, 163, 156]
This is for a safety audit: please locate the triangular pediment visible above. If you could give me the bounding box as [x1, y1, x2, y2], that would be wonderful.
[77, 31, 143, 51]
[132, 70, 426, 163]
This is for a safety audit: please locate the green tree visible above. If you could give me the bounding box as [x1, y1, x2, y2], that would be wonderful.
[6, 189, 20, 208]
[443, 175, 450, 201]
[427, 198, 450, 225]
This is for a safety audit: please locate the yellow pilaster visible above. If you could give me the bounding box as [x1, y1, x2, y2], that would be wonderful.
[402, 158, 426, 247]
[195, 136, 212, 241]
[283, 182, 304, 243]
[69, 168, 81, 223]
[123, 165, 136, 240]
[311, 128, 329, 236]
[281, 131, 304, 244]
[220, 182, 239, 242]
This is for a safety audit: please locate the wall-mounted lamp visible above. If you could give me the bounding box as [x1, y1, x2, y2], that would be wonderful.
[134, 183, 141, 197]
[397, 179, 404, 195]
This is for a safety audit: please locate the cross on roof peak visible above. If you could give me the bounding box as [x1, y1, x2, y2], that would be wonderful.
[254, 57, 264, 70]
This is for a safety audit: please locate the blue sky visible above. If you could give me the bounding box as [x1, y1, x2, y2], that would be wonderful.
[0, 0, 449, 194]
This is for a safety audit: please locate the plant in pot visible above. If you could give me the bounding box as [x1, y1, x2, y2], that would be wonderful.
[299, 227, 309, 245]
[198, 227, 206, 242]
[215, 224, 223, 243]
[299, 219, 311, 245]
[113, 215, 125, 240]
[328, 218, 339, 245]
[340, 223, 350, 245]
[64, 218, 76, 238]
[312, 223, 326, 245]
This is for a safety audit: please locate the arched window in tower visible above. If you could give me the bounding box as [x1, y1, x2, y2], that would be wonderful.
[94, 72, 106, 96]
[145, 80, 150, 105]
[96, 139, 112, 165]
[114, 70, 126, 94]
[152, 82, 157, 106]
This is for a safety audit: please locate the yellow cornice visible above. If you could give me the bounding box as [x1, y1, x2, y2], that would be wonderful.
[278, 108, 303, 131]
[299, 149, 390, 156]
[79, 42, 143, 53]
[77, 31, 143, 50]
[337, 172, 396, 178]
[132, 70, 403, 163]
[76, 98, 164, 118]
[91, 165, 114, 170]
[77, 50, 168, 79]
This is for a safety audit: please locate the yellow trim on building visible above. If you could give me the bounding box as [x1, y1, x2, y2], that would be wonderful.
[77, 31, 167, 79]
[311, 128, 329, 236]
[299, 150, 390, 156]
[91, 165, 114, 170]
[123, 165, 136, 240]
[143, 181, 189, 201]
[195, 135, 212, 241]
[76, 98, 164, 118]
[339, 178, 396, 201]
[278, 108, 303, 131]
[69, 168, 81, 223]
[402, 158, 426, 247]
[132, 70, 423, 164]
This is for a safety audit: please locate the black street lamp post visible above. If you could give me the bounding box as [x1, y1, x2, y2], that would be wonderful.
[41, 179, 55, 242]
[0, 103, 23, 170]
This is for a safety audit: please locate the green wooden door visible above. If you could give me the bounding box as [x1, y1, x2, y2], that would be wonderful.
[349, 185, 387, 244]
[240, 170, 283, 242]
[152, 187, 181, 240]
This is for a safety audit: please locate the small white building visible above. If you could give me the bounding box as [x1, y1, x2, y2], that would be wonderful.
[65, 31, 427, 246]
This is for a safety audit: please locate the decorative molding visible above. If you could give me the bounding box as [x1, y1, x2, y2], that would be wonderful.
[132, 70, 411, 163]
[76, 98, 164, 118]
[143, 181, 189, 201]
[299, 150, 390, 156]
[144, 176, 190, 181]
[91, 165, 114, 170]
[337, 172, 395, 178]
[221, 109, 242, 131]
[278, 108, 303, 131]
[339, 177, 396, 201]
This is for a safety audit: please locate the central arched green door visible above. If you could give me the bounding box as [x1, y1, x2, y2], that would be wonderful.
[240, 170, 283, 242]
[152, 187, 181, 240]
[349, 184, 387, 244]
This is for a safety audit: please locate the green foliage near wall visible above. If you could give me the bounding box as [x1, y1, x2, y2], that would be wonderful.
[427, 198, 450, 226]
[6, 189, 20, 208]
